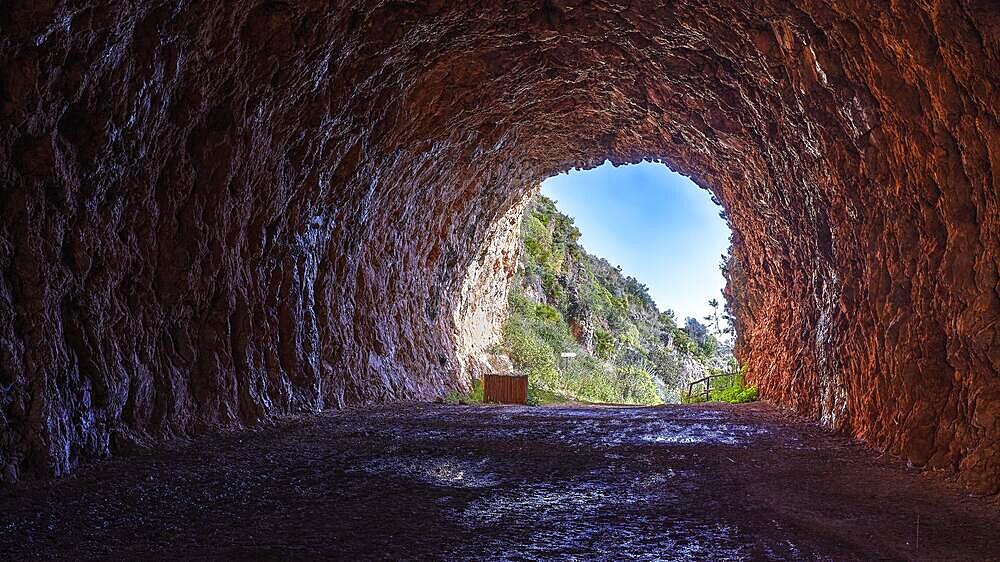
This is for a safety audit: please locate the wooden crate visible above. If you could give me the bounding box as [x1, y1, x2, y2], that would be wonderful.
[483, 373, 528, 404]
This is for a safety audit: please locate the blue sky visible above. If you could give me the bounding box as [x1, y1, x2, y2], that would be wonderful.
[541, 160, 731, 326]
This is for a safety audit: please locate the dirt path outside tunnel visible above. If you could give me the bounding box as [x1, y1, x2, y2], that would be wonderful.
[1, 402, 997, 560]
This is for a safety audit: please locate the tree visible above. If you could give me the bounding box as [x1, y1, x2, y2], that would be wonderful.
[683, 317, 709, 346]
[699, 334, 719, 358]
[705, 298, 722, 335]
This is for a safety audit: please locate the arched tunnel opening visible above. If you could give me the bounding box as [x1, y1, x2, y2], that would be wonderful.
[1, 1, 998, 558]
[486, 159, 738, 407]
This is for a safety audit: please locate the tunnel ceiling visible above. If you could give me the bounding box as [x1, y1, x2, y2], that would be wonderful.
[1, 1, 998, 493]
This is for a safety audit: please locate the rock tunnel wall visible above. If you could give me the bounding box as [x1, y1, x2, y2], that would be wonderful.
[1, 1, 997, 492]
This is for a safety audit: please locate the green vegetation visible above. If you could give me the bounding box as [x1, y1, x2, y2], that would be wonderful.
[503, 286, 660, 404]
[526, 387, 571, 406]
[681, 364, 758, 404]
[496, 194, 747, 405]
[444, 378, 484, 405]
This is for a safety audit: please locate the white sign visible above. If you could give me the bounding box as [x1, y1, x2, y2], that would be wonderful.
[559, 352, 577, 358]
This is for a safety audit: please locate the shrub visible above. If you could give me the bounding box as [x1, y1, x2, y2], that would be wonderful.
[594, 329, 615, 360]
[535, 303, 562, 323]
[502, 315, 555, 379]
[501, 286, 661, 405]
[469, 378, 484, 402]
[526, 386, 569, 406]
[522, 214, 552, 265]
[614, 365, 660, 405]
[444, 378, 485, 405]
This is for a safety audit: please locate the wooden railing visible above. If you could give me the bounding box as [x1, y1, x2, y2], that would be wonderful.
[685, 373, 734, 403]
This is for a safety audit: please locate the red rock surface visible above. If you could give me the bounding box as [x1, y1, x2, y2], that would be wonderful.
[0, 2, 997, 493]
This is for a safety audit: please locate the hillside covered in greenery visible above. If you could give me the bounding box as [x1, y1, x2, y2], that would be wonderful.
[498, 194, 739, 405]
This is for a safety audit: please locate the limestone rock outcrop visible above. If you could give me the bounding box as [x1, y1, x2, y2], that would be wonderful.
[453, 196, 525, 381]
[1, 1, 997, 493]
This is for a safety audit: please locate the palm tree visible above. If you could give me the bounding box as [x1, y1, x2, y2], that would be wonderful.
[706, 298, 721, 335]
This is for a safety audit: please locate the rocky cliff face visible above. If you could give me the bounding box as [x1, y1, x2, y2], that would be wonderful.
[452, 196, 525, 381]
[1, 1, 997, 492]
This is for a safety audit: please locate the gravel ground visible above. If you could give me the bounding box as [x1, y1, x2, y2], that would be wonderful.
[1, 402, 997, 561]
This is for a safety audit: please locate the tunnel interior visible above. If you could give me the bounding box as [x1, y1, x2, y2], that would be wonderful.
[0, 1, 997, 493]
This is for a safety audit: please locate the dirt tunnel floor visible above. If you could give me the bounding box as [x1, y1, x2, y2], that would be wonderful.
[1, 402, 998, 561]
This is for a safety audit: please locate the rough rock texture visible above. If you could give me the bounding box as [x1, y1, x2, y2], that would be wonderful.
[452, 196, 525, 379]
[1, 1, 997, 492]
